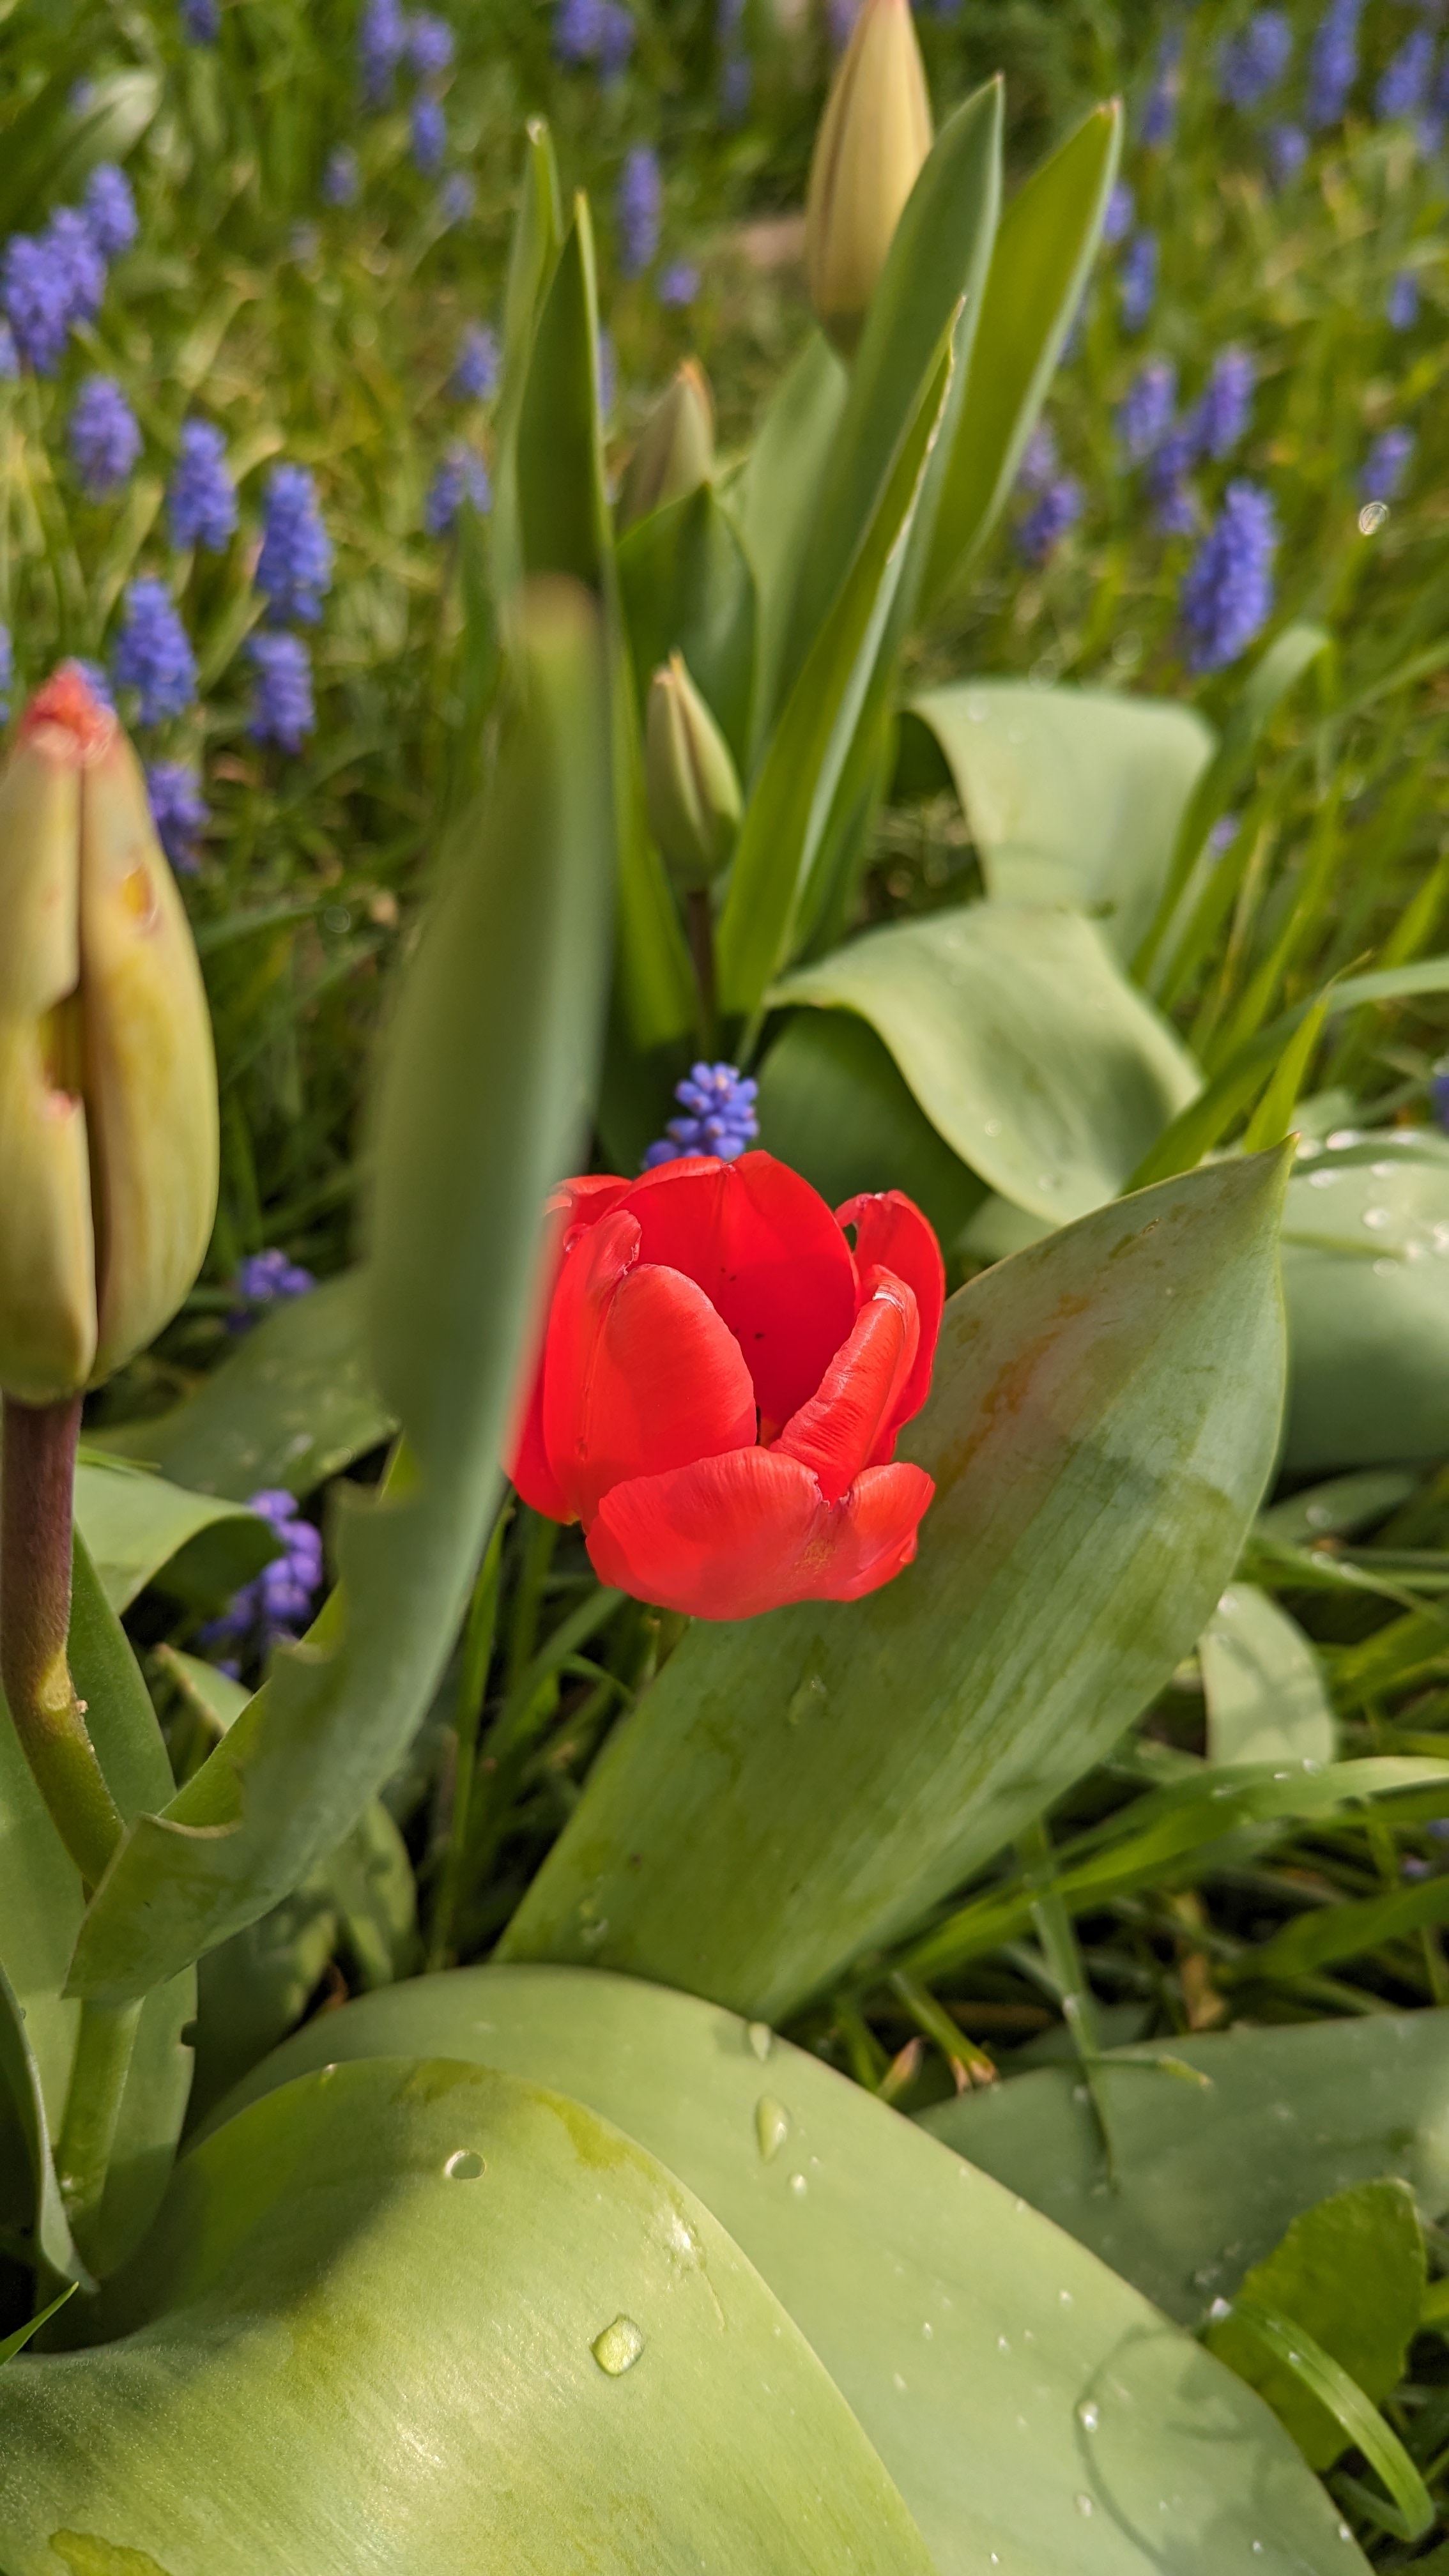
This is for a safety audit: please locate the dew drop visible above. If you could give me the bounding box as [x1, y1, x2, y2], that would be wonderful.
[747, 2021, 772, 2062]
[756, 2096, 790, 2163]
[983, 1116, 1004, 1136]
[893, 2370, 907, 2391]
[1077, 2400, 1100, 2432]
[1374, 1257, 1400, 1276]
[1362, 1206, 1393, 1230]
[997, 2334, 1010, 2354]
[443, 2148, 484, 2181]
[1059, 2288, 1073, 2306]
[1075, 2492, 1094, 2518]
[788, 2170, 808, 2197]
[922, 2321, 933, 2339]
[1371, 1161, 1395, 1178]
[592, 2315, 645, 2376]
[1307, 1167, 1342, 1186]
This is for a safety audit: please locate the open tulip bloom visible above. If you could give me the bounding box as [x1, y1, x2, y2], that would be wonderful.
[510, 1151, 943, 1620]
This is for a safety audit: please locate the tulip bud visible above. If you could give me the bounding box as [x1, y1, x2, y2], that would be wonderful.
[0, 664, 218, 1404]
[804, 0, 932, 356]
[645, 653, 742, 890]
[617, 360, 715, 532]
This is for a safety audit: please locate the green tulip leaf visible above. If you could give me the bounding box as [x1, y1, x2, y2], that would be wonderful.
[923, 2007, 1449, 2331]
[0, 2057, 937, 2576]
[755, 1006, 986, 1251]
[490, 116, 565, 604]
[71, 1459, 274, 1614]
[1206, 2181, 1425, 2470]
[211, 1964, 1368, 2576]
[90, 1271, 392, 1502]
[907, 682, 1214, 963]
[1199, 1583, 1337, 1768]
[617, 482, 756, 769]
[716, 330, 956, 1020]
[924, 102, 1122, 608]
[65, 582, 616, 2009]
[779, 79, 1003, 703]
[0, 2281, 75, 2370]
[503, 1149, 1290, 2020]
[733, 331, 848, 754]
[771, 901, 1202, 1222]
[1280, 1131, 1449, 1469]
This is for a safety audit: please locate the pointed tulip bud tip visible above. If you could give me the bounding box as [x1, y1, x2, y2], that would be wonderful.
[617, 359, 716, 531]
[645, 652, 742, 889]
[0, 668, 218, 1404]
[804, 0, 932, 356]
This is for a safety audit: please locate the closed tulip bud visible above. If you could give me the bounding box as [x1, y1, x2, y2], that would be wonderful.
[804, 0, 932, 355]
[617, 360, 715, 532]
[645, 653, 742, 890]
[0, 664, 218, 1404]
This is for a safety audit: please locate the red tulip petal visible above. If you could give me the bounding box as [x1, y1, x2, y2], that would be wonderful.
[542, 1208, 756, 1522]
[625, 1151, 859, 1427]
[836, 1190, 945, 1448]
[586, 1446, 935, 1621]
[505, 1174, 634, 1517]
[772, 1271, 919, 1502]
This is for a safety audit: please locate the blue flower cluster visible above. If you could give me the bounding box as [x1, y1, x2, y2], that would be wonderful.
[1119, 232, 1158, 334]
[2, 198, 107, 375]
[1308, 0, 1361, 128]
[424, 443, 491, 534]
[453, 323, 499, 400]
[356, 0, 461, 187]
[1141, 27, 1183, 149]
[257, 464, 334, 625]
[643, 1063, 760, 1169]
[82, 164, 138, 261]
[1266, 121, 1309, 185]
[1119, 348, 1255, 535]
[249, 631, 316, 755]
[146, 761, 209, 873]
[114, 578, 199, 726]
[181, 0, 219, 40]
[1218, 11, 1292, 111]
[169, 418, 237, 553]
[202, 1489, 325, 1676]
[232, 1246, 317, 1321]
[1013, 422, 1084, 564]
[1117, 358, 1177, 464]
[68, 375, 141, 499]
[555, 0, 634, 78]
[1387, 270, 1420, 333]
[617, 144, 662, 279]
[1361, 426, 1414, 505]
[1377, 28, 1435, 126]
[717, 0, 751, 124]
[1181, 481, 1278, 673]
[323, 147, 362, 208]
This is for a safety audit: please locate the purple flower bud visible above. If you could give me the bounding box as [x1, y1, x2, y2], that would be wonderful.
[1218, 11, 1293, 111]
[113, 577, 198, 723]
[181, 0, 220, 40]
[1119, 232, 1158, 333]
[657, 259, 699, 308]
[408, 11, 455, 76]
[146, 761, 208, 873]
[1266, 121, 1309, 185]
[169, 418, 237, 552]
[249, 631, 315, 753]
[82, 164, 138, 259]
[359, 0, 408, 102]
[642, 1063, 758, 1168]
[1361, 426, 1414, 504]
[1377, 29, 1435, 125]
[1180, 480, 1277, 673]
[69, 374, 142, 498]
[453, 322, 499, 399]
[1117, 356, 1177, 464]
[322, 146, 361, 207]
[424, 444, 491, 533]
[1102, 180, 1135, 247]
[256, 464, 333, 625]
[1387, 270, 1420, 332]
[411, 95, 446, 175]
[1016, 475, 1084, 565]
[617, 144, 662, 279]
[1191, 347, 1255, 461]
[440, 172, 475, 224]
[1307, 0, 1361, 130]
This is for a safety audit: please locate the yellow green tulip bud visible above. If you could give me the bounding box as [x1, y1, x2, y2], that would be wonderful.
[804, 0, 932, 356]
[645, 652, 743, 891]
[617, 360, 715, 532]
[0, 665, 218, 1404]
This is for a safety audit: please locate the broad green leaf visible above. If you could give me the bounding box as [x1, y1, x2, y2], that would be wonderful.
[1206, 2182, 1425, 2470]
[923, 2007, 1449, 2329]
[924, 102, 1121, 608]
[72, 1459, 272, 1614]
[779, 80, 1003, 702]
[755, 1006, 986, 1250]
[214, 1965, 1370, 2576]
[907, 683, 1213, 962]
[502, 1151, 1290, 2020]
[1137, 623, 1331, 987]
[772, 901, 1202, 1222]
[91, 1271, 392, 1501]
[1199, 1583, 1337, 1767]
[0, 2058, 937, 2576]
[716, 337, 955, 1020]
[617, 483, 756, 769]
[1280, 1132, 1449, 1469]
[66, 583, 615, 2008]
[733, 332, 847, 755]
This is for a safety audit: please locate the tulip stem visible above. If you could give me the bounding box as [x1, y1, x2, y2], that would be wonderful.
[55, 1995, 142, 2263]
[0, 1393, 124, 1891]
[686, 888, 718, 1057]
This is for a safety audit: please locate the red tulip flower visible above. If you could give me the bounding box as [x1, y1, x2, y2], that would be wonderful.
[510, 1152, 943, 1621]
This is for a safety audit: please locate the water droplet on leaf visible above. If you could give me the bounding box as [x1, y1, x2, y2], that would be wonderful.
[756, 2096, 790, 2162]
[592, 2315, 645, 2375]
[444, 2149, 483, 2181]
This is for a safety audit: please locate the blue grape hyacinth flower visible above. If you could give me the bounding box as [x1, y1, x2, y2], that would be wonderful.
[181, 0, 220, 39]
[1361, 427, 1414, 505]
[231, 1246, 316, 1326]
[408, 12, 454, 76]
[1141, 28, 1183, 148]
[1103, 180, 1135, 246]
[322, 147, 361, 208]
[1377, 29, 1436, 125]
[1308, 0, 1361, 128]
[642, 1063, 760, 1169]
[1117, 358, 1177, 464]
[424, 445, 491, 534]
[1266, 121, 1310, 185]
[1119, 233, 1158, 333]
[1192, 348, 1255, 461]
[169, 418, 237, 552]
[201, 1489, 324, 1673]
[1016, 475, 1084, 564]
[1180, 480, 1278, 672]
[454, 323, 499, 399]
[249, 632, 315, 753]
[256, 464, 334, 626]
[617, 144, 662, 279]
[1218, 11, 1292, 111]
[146, 761, 208, 874]
[114, 578, 198, 724]
[1387, 271, 1420, 332]
[657, 261, 700, 308]
[360, 0, 408, 100]
[411, 96, 447, 175]
[82, 164, 138, 260]
[69, 375, 142, 498]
